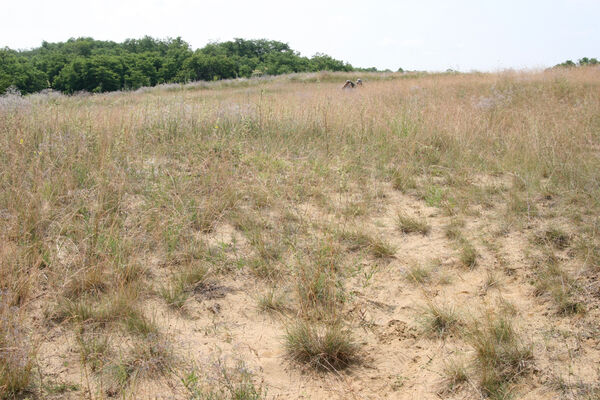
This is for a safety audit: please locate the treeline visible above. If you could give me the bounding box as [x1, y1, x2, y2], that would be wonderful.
[0, 37, 363, 94]
[555, 57, 598, 68]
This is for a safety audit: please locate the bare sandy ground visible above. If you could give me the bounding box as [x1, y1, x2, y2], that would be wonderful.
[35, 180, 599, 399]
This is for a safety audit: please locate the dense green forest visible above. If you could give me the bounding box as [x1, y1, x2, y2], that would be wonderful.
[0, 37, 364, 94]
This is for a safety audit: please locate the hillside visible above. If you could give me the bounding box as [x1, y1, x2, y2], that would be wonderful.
[1, 68, 599, 399]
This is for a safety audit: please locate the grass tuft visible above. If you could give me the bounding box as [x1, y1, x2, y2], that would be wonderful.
[534, 227, 571, 250]
[442, 359, 469, 393]
[467, 313, 533, 399]
[160, 263, 210, 308]
[182, 359, 263, 400]
[0, 303, 36, 399]
[406, 264, 432, 284]
[459, 240, 478, 269]
[284, 320, 358, 371]
[531, 252, 584, 315]
[396, 212, 431, 235]
[257, 290, 287, 313]
[339, 230, 396, 259]
[420, 300, 461, 338]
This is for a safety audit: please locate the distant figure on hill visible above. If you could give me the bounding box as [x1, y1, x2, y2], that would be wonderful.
[342, 79, 363, 89]
[342, 80, 355, 89]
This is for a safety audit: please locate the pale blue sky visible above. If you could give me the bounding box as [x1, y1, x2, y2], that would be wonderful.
[2, 0, 598, 71]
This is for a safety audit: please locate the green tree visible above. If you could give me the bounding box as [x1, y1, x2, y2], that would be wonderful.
[0, 49, 48, 94]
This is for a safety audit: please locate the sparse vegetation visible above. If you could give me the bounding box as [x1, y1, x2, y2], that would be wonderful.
[182, 359, 264, 400]
[1, 67, 599, 398]
[160, 262, 210, 308]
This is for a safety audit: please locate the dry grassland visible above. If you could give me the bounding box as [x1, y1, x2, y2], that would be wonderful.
[1, 68, 600, 399]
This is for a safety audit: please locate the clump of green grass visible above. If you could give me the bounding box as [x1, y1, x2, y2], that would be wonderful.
[53, 286, 158, 335]
[459, 240, 478, 269]
[246, 256, 280, 280]
[104, 359, 136, 397]
[123, 309, 158, 337]
[339, 230, 396, 259]
[341, 199, 369, 218]
[160, 282, 189, 309]
[284, 320, 358, 371]
[370, 239, 397, 259]
[311, 241, 344, 272]
[420, 300, 461, 338]
[62, 265, 109, 300]
[422, 185, 447, 207]
[467, 313, 533, 399]
[396, 212, 431, 235]
[406, 264, 432, 284]
[531, 252, 584, 315]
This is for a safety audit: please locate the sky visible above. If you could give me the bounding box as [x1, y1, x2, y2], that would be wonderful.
[2, 0, 599, 72]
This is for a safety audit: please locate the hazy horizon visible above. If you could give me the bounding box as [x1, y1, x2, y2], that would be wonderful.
[2, 0, 599, 72]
